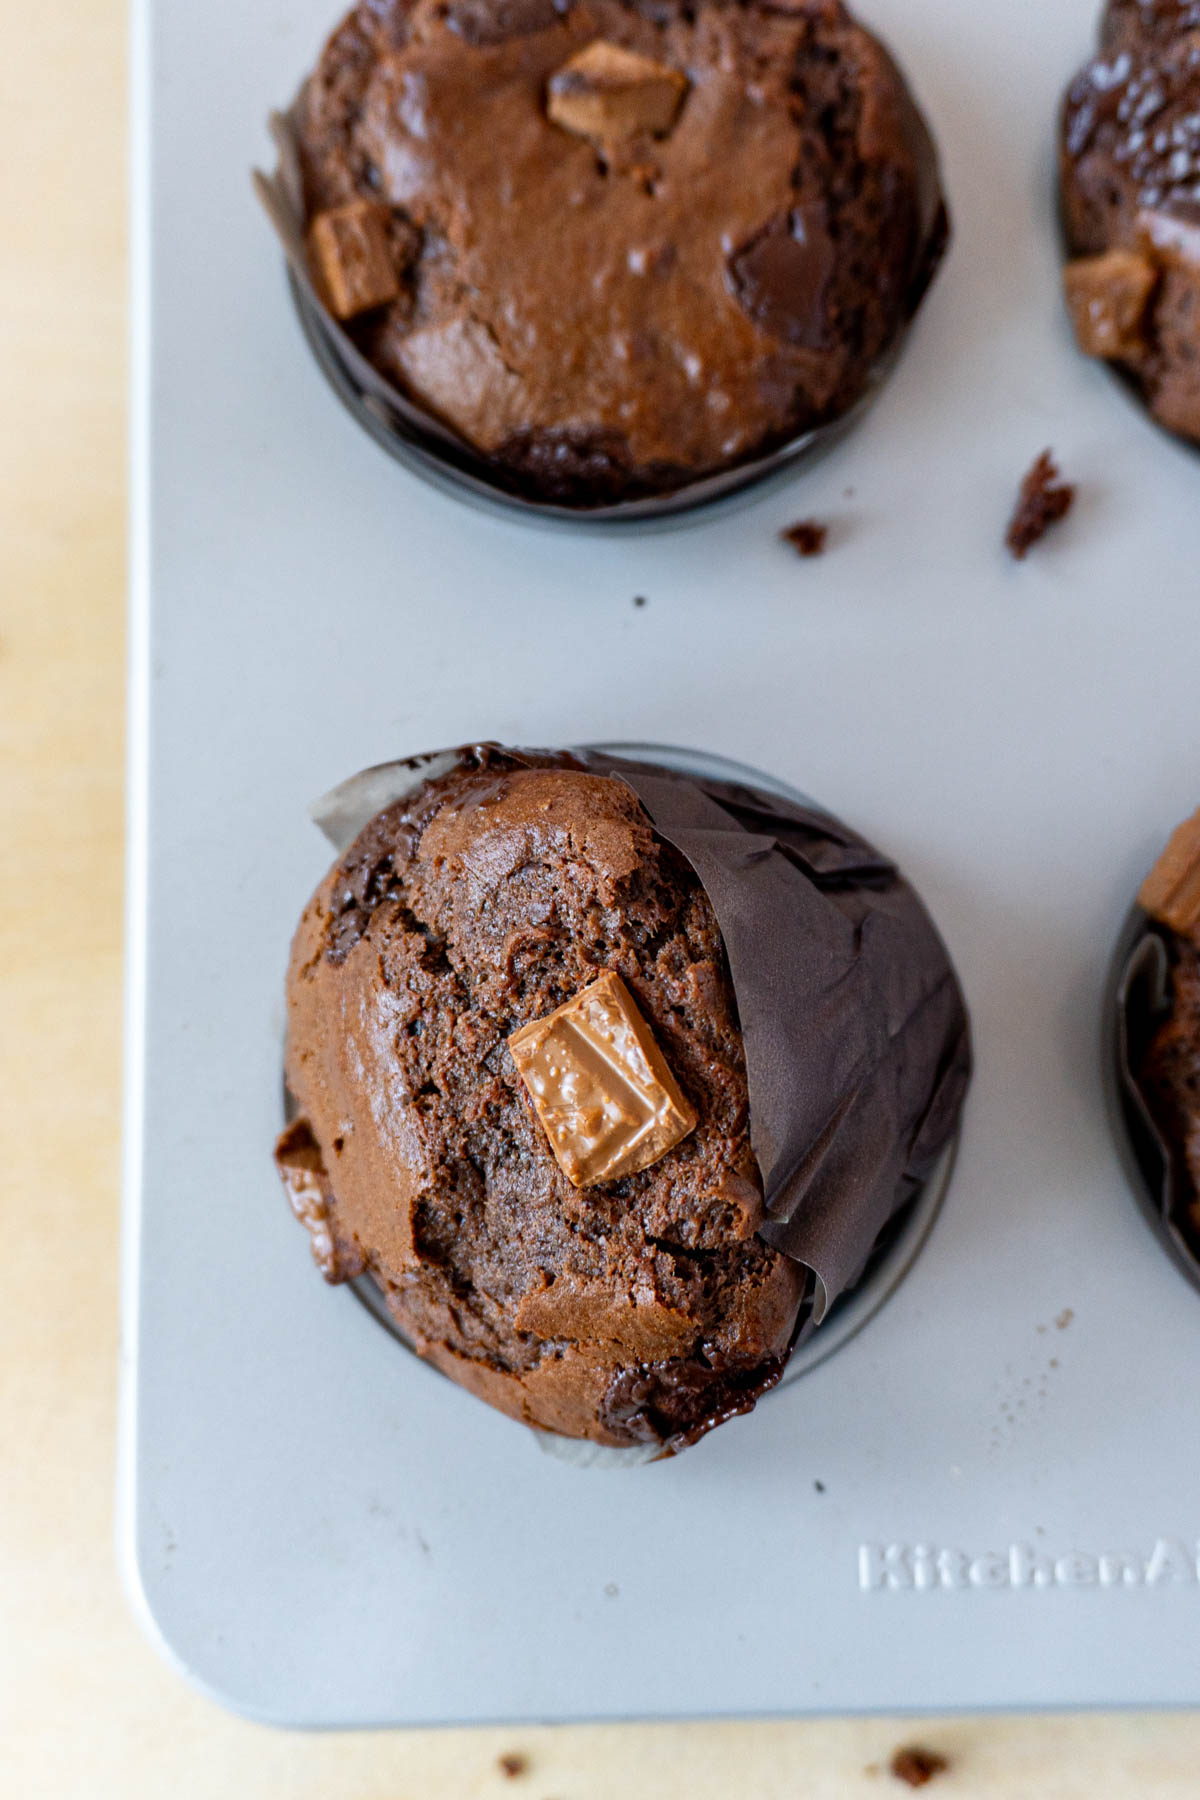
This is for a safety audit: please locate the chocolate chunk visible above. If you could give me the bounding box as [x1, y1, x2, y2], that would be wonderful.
[395, 316, 530, 451]
[547, 40, 688, 145]
[728, 206, 835, 347]
[497, 1752, 528, 1778]
[1064, 249, 1157, 360]
[508, 971, 698, 1186]
[600, 1350, 785, 1449]
[781, 519, 828, 556]
[274, 1117, 338, 1279]
[1005, 451, 1075, 560]
[306, 199, 401, 320]
[1140, 807, 1200, 935]
[445, 0, 566, 47]
[890, 1746, 949, 1788]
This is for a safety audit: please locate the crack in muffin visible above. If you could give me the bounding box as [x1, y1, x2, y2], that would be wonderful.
[293, 0, 948, 503]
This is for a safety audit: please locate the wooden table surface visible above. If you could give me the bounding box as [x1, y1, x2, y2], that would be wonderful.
[4, 4, 1200, 1794]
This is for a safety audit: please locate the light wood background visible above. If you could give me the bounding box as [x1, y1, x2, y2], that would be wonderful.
[4, 4, 1200, 1794]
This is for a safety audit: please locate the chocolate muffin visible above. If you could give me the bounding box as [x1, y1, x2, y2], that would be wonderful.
[275, 746, 970, 1452]
[1135, 808, 1200, 1232]
[1060, 2, 1200, 444]
[289, 0, 949, 506]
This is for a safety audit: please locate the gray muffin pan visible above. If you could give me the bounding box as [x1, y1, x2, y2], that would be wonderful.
[121, 0, 1200, 1727]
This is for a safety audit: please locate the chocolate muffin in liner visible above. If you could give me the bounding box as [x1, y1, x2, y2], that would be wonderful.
[279, 743, 971, 1462]
[254, 0, 950, 523]
[1059, 0, 1200, 451]
[1109, 864, 1200, 1296]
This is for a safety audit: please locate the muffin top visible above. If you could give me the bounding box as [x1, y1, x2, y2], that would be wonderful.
[278, 751, 806, 1449]
[1060, 2, 1200, 441]
[295, 0, 946, 502]
[1063, 5, 1200, 231]
[1101, 0, 1200, 47]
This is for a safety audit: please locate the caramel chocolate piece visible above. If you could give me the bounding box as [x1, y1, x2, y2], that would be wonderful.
[307, 199, 400, 321]
[1063, 250, 1157, 361]
[547, 41, 688, 147]
[509, 971, 697, 1186]
[1140, 808, 1200, 937]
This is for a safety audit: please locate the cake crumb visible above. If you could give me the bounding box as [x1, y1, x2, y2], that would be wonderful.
[1006, 452, 1075, 559]
[1056, 1308, 1074, 1330]
[782, 519, 828, 557]
[890, 1746, 949, 1788]
[497, 1752, 528, 1779]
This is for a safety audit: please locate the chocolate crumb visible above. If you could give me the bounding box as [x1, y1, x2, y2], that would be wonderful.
[782, 520, 828, 557]
[498, 1752, 528, 1779]
[890, 1746, 949, 1788]
[633, 594, 647, 608]
[814, 1479, 826, 1493]
[1005, 452, 1075, 559]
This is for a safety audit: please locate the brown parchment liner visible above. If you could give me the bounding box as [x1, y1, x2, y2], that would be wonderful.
[309, 744, 973, 1328]
[1111, 910, 1200, 1291]
[254, 74, 949, 520]
[255, 108, 472, 462]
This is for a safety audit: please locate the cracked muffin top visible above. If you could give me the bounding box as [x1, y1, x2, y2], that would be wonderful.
[293, 0, 948, 504]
